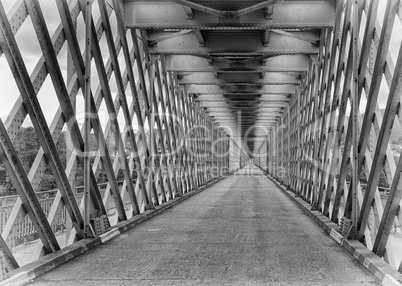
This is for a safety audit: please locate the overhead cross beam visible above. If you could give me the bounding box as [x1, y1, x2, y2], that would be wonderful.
[166, 54, 310, 72]
[125, 1, 336, 29]
[271, 29, 320, 46]
[148, 29, 193, 46]
[178, 72, 301, 85]
[147, 31, 319, 55]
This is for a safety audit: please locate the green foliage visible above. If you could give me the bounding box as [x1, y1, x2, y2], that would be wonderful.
[38, 173, 57, 191]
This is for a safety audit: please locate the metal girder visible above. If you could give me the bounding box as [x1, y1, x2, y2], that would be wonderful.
[201, 103, 288, 108]
[178, 72, 301, 85]
[198, 100, 289, 104]
[148, 30, 193, 46]
[156, 0, 285, 19]
[165, 54, 309, 72]
[215, 115, 279, 119]
[271, 29, 320, 46]
[209, 111, 281, 114]
[212, 121, 279, 124]
[148, 31, 319, 55]
[209, 117, 281, 120]
[204, 106, 284, 110]
[125, 1, 335, 29]
[210, 118, 279, 121]
[195, 94, 291, 100]
[187, 84, 296, 94]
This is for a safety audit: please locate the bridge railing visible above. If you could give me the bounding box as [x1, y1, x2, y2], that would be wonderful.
[0, 189, 83, 250]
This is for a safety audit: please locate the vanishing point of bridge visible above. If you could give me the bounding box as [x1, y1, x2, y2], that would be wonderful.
[0, 0, 401, 285]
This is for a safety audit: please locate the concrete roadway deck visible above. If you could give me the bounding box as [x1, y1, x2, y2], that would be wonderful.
[28, 165, 379, 285]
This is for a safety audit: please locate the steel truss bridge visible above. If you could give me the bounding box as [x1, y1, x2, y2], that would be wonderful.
[0, 0, 401, 284]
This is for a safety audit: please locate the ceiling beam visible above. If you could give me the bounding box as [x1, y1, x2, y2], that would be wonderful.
[178, 72, 301, 84]
[197, 100, 290, 103]
[271, 29, 320, 46]
[204, 106, 284, 109]
[195, 94, 291, 99]
[148, 29, 192, 46]
[165, 55, 310, 72]
[148, 31, 318, 55]
[187, 84, 296, 94]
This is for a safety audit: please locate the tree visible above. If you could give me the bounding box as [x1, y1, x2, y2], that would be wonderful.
[14, 127, 40, 174]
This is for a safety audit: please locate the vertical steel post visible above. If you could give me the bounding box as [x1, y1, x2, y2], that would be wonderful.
[83, 0, 92, 237]
[351, 0, 359, 239]
[65, 17, 76, 242]
[296, 89, 301, 196]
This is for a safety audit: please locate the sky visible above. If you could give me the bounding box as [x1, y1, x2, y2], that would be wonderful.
[0, 0, 65, 125]
[0, 0, 401, 130]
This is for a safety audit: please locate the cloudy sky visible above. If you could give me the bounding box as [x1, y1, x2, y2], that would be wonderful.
[1, 1, 67, 125]
[0, 0, 401, 129]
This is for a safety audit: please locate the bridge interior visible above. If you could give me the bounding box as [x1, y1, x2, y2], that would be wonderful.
[0, 0, 401, 284]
